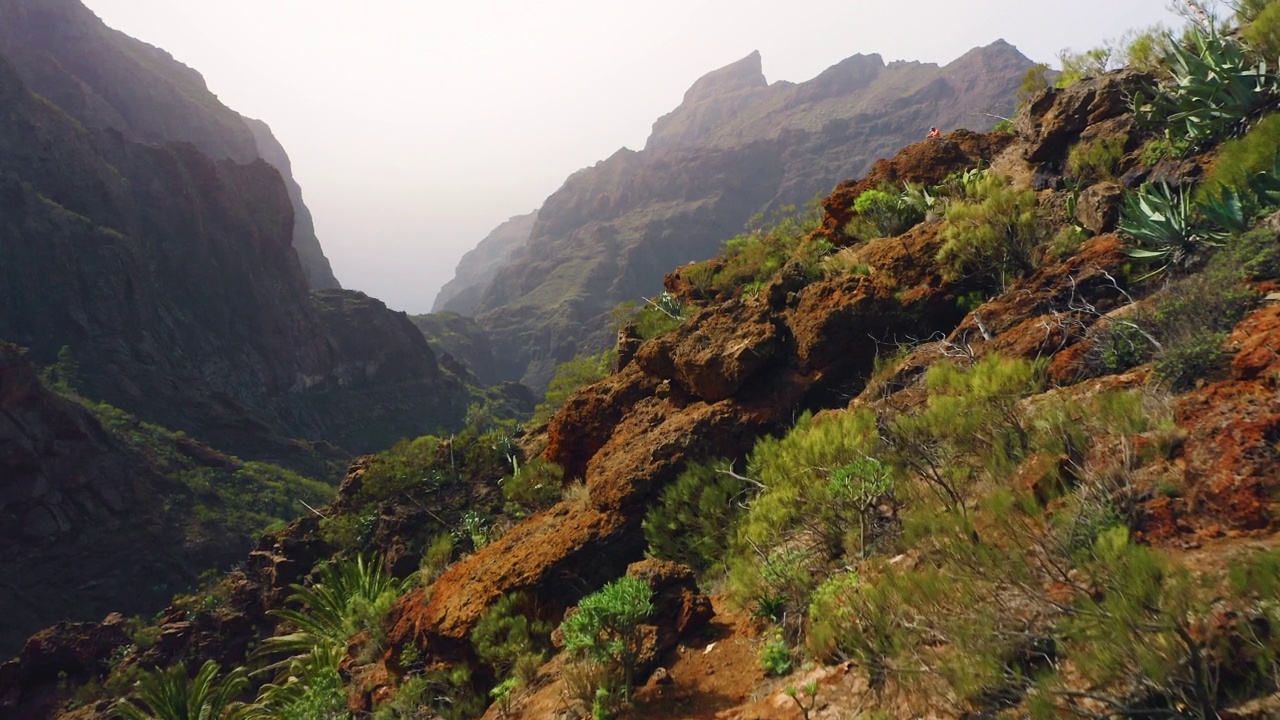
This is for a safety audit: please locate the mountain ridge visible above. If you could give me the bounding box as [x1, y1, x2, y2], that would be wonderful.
[440, 41, 1036, 389]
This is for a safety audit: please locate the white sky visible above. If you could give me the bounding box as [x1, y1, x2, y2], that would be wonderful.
[79, 0, 1184, 314]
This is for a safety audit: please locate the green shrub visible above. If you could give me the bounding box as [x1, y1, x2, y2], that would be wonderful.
[1138, 134, 1190, 165]
[1242, 1, 1280, 62]
[371, 665, 483, 720]
[1066, 136, 1126, 182]
[757, 630, 794, 676]
[643, 459, 751, 575]
[354, 435, 444, 506]
[887, 355, 1043, 514]
[611, 293, 687, 341]
[1017, 64, 1050, 107]
[531, 350, 614, 426]
[502, 457, 564, 516]
[1199, 113, 1280, 200]
[847, 186, 925, 239]
[1056, 527, 1222, 716]
[684, 202, 822, 297]
[937, 171, 1044, 290]
[1057, 27, 1171, 87]
[560, 576, 654, 701]
[805, 571, 862, 663]
[470, 592, 553, 679]
[419, 532, 456, 585]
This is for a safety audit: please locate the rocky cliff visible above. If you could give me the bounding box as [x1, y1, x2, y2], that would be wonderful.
[0, 48, 479, 466]
[434, 210, 538, 315]
[0, 0, 340, 290]
[444, 42, 1035, 389]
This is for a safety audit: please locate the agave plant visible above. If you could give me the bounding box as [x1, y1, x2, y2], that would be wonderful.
[1118, 183, 1219, 273]
[1199, 153, 1280, 234]
[1134, 25, 1279, 147]
[113, 660, 251, 720]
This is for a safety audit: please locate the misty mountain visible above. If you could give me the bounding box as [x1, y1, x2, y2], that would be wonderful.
[0, 0, 340, 290]
[438, 43, 1035, 389]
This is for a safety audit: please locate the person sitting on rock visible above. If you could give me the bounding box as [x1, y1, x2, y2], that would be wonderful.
[927, 127, 942, 139]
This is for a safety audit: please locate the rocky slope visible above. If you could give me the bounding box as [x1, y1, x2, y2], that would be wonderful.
[0, 0, 340, 290]
[409, 312, 501, 385]
[433, 210, 539, 315]
[442, 42, 1034, 389]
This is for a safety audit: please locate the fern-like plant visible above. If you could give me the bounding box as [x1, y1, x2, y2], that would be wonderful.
[113, 660, 251, 720]
[254, 554, 408, 675]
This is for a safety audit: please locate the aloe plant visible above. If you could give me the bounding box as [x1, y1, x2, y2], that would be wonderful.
[1134, 26, 1279, 147]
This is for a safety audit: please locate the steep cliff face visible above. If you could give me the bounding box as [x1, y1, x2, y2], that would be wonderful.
[434, 210, 539, 315]
[0, 0, 341, 290]
[447, 42, 1035, 388]
[0, 342, 339, 658]
[0, 54, 473, 464]
[244, 118, 341, 290]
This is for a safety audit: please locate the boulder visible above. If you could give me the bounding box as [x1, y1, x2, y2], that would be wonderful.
[1075, 181, 1124, 234]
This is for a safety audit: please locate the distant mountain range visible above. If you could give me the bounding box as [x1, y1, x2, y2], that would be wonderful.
[435, 43, 1036, 389]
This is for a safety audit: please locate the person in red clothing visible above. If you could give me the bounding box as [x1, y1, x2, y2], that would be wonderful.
[927, 127, 941, 139]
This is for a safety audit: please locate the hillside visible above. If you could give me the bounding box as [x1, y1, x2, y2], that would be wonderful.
[0, 0, 340, 290]
[5, 9, 1280, 720]
[0, 342, 341, 657]
[440, 42, 1035, 389]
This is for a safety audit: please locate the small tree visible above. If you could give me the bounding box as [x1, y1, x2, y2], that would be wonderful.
[559, 576, 654, 702]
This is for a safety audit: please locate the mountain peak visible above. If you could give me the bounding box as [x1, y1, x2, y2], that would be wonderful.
[681, 50, 766, 105]
[645, 51, 771, 152]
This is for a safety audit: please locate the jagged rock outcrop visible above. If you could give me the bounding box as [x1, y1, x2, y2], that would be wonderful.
[645, 50, 771, 152]
[0, 0, 340, 290]
[0, 52, 479, 465]
[445, 42, 1035, 389]
[433, 210, 538, 315]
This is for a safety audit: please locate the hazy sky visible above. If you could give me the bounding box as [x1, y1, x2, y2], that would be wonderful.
[80, 0, 1184, 314]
